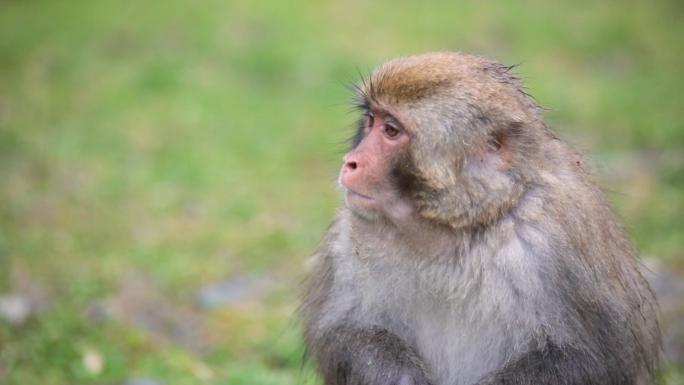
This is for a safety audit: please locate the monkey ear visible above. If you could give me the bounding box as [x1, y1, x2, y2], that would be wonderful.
[487, 133, 504, 154]
[487, 122, 522, 165]
[488, 116, 525, 164]
[486, 131, 510, 164]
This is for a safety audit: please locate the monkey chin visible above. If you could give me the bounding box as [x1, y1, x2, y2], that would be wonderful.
[344, 188, 416, 226]
[343, 188, 383, 219]
[344, 188, 374, 207]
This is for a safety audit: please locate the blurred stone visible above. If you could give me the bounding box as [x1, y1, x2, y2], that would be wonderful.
[593, 50, 635, 79]
[82, 348, 104, 375]
[0, 295, 31, 324]
[0, 270, 50, 325]
[122, 379, 164, 385]
[182, 202, 207, 222]
[104, 272, 213, 353]
[595, 151, 661, 181]
[11, 270, 50, 313]
[195, 275, 274, 309]
[83, 301, 110, 323]
[594, 149, 684, 184]
[641, 257, 684, 365]
[191, 361, 214, 381]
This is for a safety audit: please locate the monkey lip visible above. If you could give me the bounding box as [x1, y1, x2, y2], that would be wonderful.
[346, 189, 374, 201]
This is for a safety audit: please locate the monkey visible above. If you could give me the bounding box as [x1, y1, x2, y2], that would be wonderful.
[299, 52, 660, 385]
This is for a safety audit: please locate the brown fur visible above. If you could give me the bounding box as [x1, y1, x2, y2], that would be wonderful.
[358, 53, 545, 228]
[301, 52, 660, 385]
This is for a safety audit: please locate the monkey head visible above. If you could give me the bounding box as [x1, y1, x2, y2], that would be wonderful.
[340, 52, 549, 228]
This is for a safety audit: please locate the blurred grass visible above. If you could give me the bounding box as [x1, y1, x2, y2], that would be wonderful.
[0, 0, 682, 383]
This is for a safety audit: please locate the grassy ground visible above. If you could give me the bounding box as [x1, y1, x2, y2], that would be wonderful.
[0, 0, 682, 383]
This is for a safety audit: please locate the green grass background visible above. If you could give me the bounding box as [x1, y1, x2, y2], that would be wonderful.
[0, 0, 682, 383]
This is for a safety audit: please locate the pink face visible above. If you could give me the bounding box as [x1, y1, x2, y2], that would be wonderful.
[339, 109, 412, 219]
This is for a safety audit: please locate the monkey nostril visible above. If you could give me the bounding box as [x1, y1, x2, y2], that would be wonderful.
[347, 161, 357, 171]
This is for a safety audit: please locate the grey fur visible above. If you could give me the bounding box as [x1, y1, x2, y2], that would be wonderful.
[301, 52, 660, 385]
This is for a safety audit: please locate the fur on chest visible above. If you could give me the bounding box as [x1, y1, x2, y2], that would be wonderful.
[331, 225, 546, 383]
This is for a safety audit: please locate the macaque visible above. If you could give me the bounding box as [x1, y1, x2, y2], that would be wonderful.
[300, 52, 660, 385]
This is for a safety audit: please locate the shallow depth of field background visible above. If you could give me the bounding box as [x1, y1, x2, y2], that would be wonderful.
[1, 0, 683, 384]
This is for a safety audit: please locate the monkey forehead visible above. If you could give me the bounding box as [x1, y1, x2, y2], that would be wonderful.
[360, 52, 522, 107]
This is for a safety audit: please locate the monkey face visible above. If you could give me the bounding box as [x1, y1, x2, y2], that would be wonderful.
[345, 52, 542, 228]
[339, 108, 414, 221]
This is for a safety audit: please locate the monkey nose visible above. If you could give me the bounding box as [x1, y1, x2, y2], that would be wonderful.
[342, 160, 358, 173]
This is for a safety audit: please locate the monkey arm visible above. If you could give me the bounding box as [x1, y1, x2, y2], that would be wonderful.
[474, 217, 657, 385]
[475, 340, 613, 385]
[301, 227, 432, 385]
[312, 325, 432, 385]
[301, 258, 432, 385]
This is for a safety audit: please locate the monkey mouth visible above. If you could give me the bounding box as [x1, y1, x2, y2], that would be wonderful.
[346, 189, 374, 201]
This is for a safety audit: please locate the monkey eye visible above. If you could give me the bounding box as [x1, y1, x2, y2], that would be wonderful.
[385, 124, 400, 138]
[367, 115, 375, 128]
